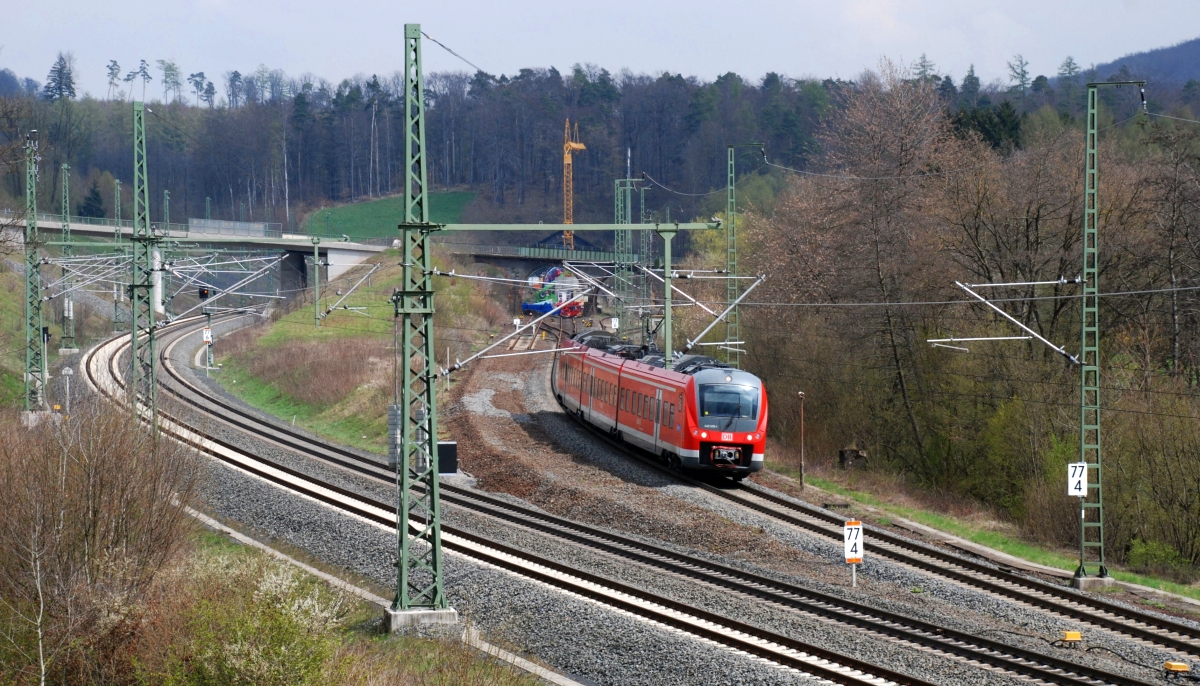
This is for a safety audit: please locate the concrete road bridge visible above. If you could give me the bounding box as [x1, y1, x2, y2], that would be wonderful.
[10, 212, 388, 295]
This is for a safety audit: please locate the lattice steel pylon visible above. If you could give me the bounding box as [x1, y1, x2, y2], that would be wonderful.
[128, 102, 159, 426]
[61, 163, 76, 350]
[113, 178, 123, 331]
[24, 132, 45, 411]
[724, 144, 764, 367]
[393, 24, 447, 612]
[613, 178, 643, 339]
[1075, 80, 1145, 579]
[726, 146, 738, 366]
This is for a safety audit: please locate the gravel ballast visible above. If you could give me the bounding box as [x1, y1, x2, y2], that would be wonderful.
[158, 322, 1182, 685]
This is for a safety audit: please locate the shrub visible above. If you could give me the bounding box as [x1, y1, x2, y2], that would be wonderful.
[139, 551, 350, 686]
[0, 402, 201, 685]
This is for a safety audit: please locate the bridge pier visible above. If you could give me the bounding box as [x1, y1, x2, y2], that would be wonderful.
[280, 250, 309, 297]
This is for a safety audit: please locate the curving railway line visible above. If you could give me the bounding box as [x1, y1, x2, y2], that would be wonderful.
[80, 317, 1191, 685]
[84, 318, 924, 686]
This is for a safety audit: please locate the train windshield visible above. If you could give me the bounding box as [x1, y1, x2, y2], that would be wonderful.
[698, 385, 759, 419]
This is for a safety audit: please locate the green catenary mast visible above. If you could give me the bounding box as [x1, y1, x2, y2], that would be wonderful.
[61, 163, 76, 351]
[24, 132, 45, 410]
[1075, 80, 1145, 581]
[128, 101, 159, 428]
[392, 23, 447, 613]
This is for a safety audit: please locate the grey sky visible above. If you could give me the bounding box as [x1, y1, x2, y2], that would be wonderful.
[7, 0, 1200, 98]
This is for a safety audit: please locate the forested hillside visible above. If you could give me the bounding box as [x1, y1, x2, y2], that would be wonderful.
[2, 48, 1198, 236]
[3, 47, 1200, 577]
[1095, 37, 1200, 84]
[738, 63, 1200, 576]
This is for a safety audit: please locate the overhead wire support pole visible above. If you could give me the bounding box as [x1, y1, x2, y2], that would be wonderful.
[726, 143, 764, 367]
[128, 101, 160, 430]
[61, 163, 76, 352]
[1076, 79, 1144, 581]
[657, 224, 678, 366]
[311, 237, 321, 328]
[613, 177, 642, 338]
[24, 131, 44, 411]
[391, 23, 449, 620]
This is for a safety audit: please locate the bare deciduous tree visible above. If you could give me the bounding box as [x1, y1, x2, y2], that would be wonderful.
[0, 402, 201, 684]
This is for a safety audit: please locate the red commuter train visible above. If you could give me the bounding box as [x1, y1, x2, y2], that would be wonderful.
[553, 332, 769, 479]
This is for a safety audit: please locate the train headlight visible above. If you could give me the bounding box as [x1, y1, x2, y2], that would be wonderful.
[700, 431, 708, 439]
[747, 434, 754, 441]
[691, 429, 698, 436]
[754, 433, 761, 440]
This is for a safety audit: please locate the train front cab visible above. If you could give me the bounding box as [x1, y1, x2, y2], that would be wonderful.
[679, 368, 767, 477]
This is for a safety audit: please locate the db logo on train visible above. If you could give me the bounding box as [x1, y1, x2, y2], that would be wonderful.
[721, 432, 734, 441]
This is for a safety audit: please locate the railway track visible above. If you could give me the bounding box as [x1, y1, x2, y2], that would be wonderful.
[80, 318, 930, 686]
[81, 316, 1179, 684]
[561, 402, 1200, 663]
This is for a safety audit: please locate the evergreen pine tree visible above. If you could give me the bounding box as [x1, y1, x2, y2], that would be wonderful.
[43, 52, 76, 101]
[76, 180, 106, 218]
[960, 65, 981, 107]
[938, 75, 957, 100]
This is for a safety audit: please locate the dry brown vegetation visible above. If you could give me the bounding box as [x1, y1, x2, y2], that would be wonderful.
[0, 400, 538, 685]
[738, 61, 1200, 575]
[0, 402, 201, 685]
[222, 332, 389, 407]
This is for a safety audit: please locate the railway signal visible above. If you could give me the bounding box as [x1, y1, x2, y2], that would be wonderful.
[844, 520, 863, 587]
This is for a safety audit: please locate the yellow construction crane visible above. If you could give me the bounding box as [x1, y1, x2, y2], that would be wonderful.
[562, 118, 586, 250]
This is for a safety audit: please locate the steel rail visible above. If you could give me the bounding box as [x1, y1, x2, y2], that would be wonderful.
[82, 323, 928, 686]
[142, 320, 1174, 684]
[148, 318, 1200, 663]
[554, 388, 1200, 661]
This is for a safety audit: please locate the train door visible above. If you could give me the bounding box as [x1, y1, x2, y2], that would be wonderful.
[586, 367, 595, 422]
[652, 388, 663, 454]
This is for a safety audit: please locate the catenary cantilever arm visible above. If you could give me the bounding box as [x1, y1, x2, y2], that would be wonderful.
[955, 281, 1078, 364]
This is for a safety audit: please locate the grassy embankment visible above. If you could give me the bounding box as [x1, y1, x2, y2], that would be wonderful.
[149, 529, 538, 686]
[217, 192, 509, 453]
[304, 192, 476, 239]
[0, 267, 27, 406]
[767, 459, 1200, 603]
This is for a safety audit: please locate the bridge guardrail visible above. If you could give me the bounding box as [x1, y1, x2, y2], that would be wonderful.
[2, 209, 283, 239]
[433, 241, 630, 263]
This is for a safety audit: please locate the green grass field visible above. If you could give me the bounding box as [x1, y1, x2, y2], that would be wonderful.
[303, 192, 475, 239]
[0, 268, 30, 407]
